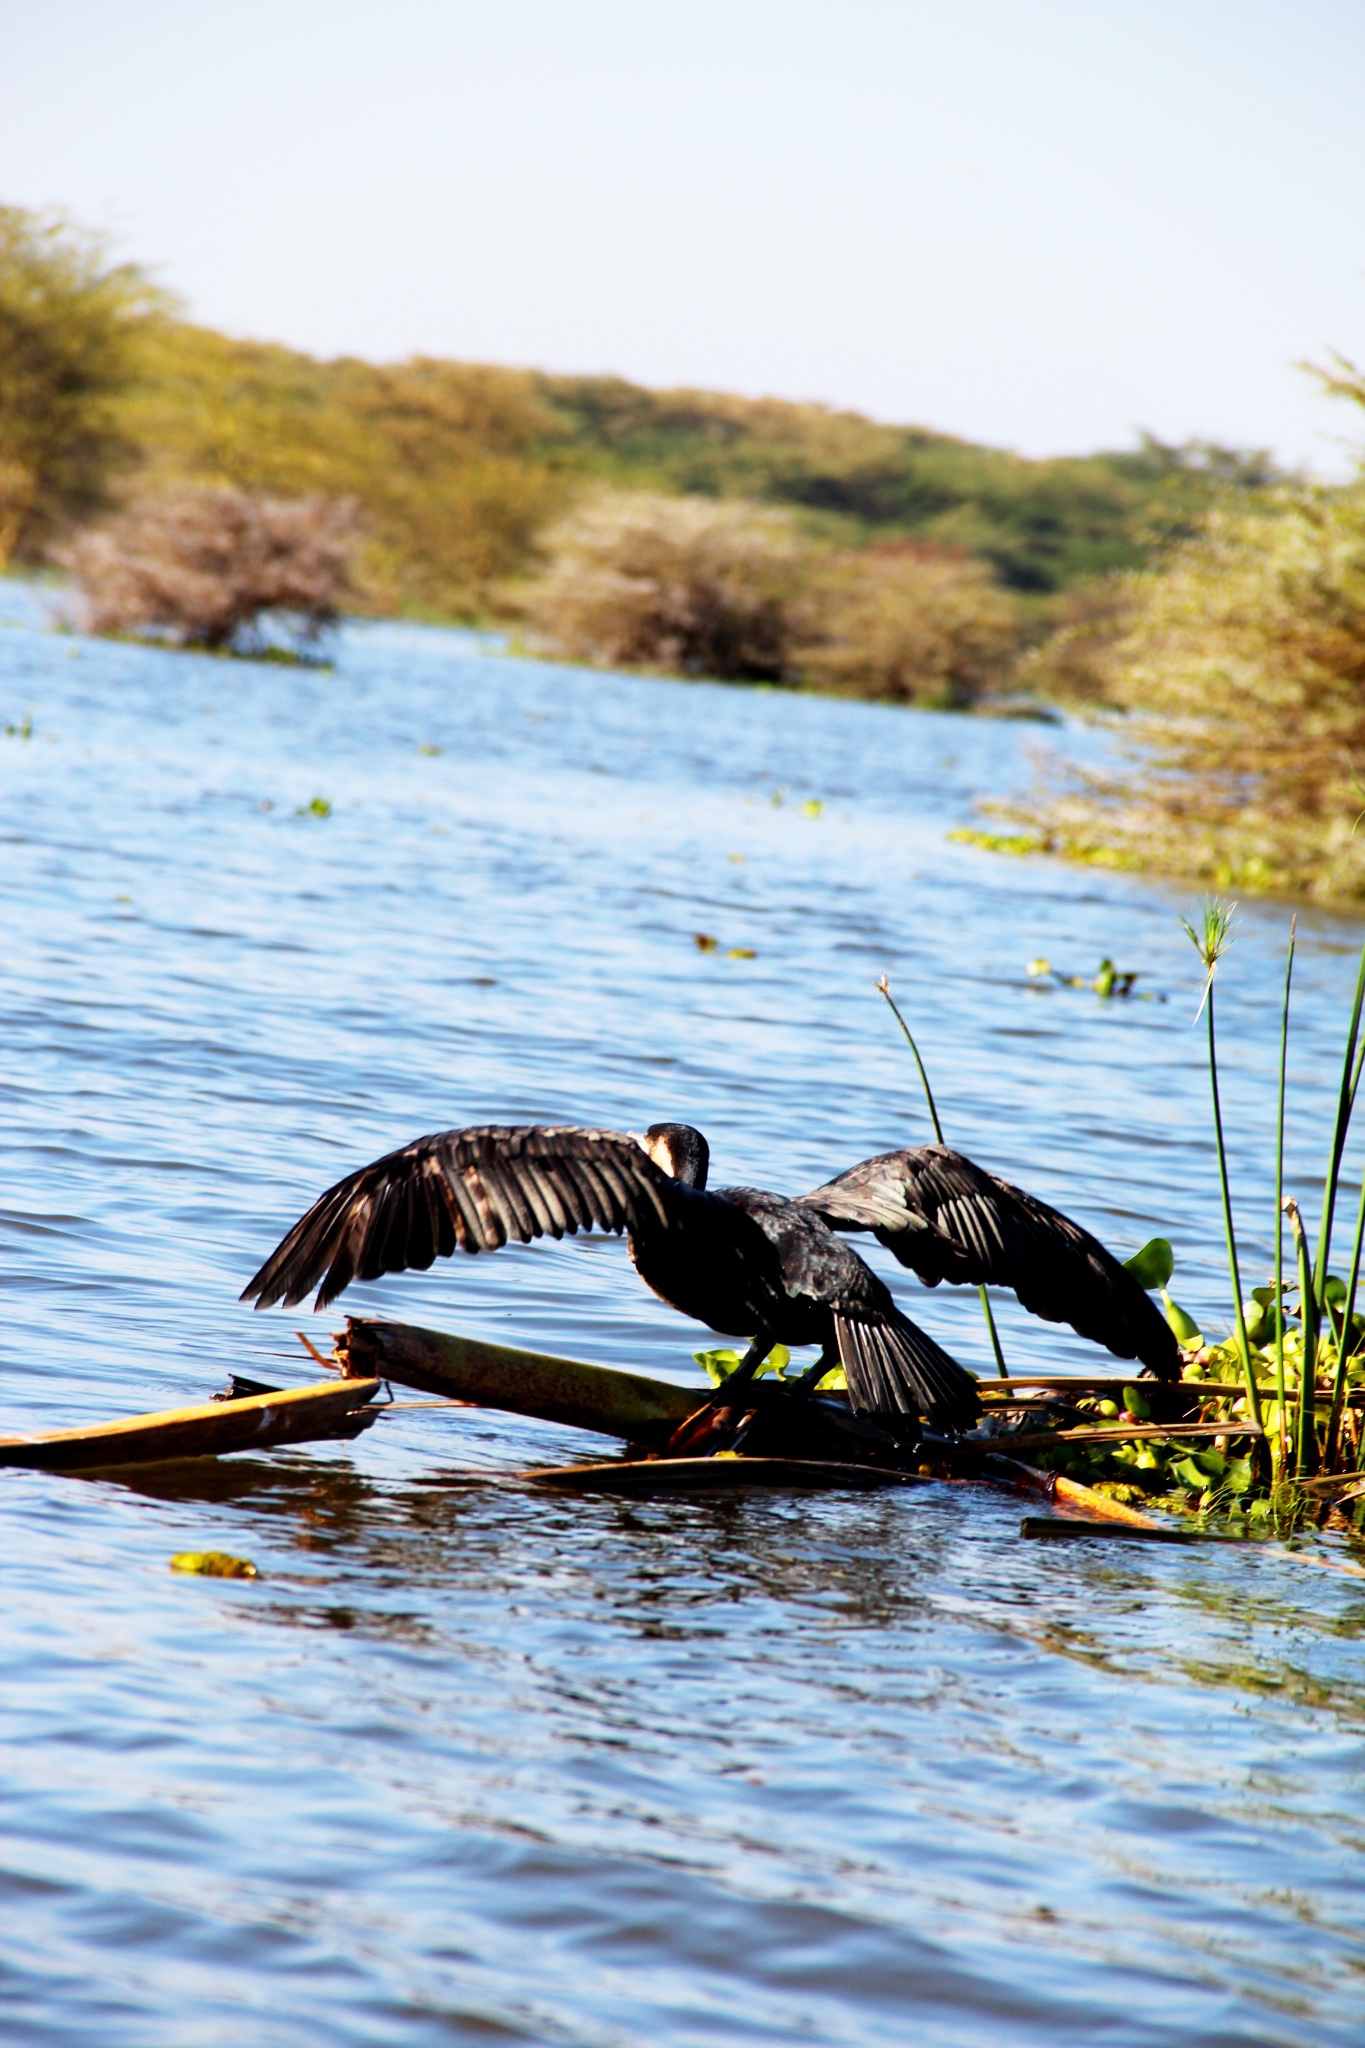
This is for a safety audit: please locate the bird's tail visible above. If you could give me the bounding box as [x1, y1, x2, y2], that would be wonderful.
[834, 1311, 980, 1434]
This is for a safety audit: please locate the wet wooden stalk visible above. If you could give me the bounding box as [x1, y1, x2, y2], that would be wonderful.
[0, 1379, 383, 1474]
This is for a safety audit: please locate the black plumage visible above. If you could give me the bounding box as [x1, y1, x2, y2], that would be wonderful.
[796, 1142, 1180, 1380]
[240, 1122, 982, 1434]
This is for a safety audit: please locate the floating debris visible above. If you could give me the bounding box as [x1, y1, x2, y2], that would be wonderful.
[171, 1552, 259, 1578]
[1027, 955, 1163, 1000]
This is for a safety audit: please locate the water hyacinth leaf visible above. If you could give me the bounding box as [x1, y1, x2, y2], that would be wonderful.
[1122, 1384, 1151, 1420]
[1124, 1237, 1174, 1290]
[1224, 1456, 1254, 1494]
[753, 1344, 791, 1378]
[694, 1347, 741, 1384]
[1161, 1289, 1203, 1345]
[1172, 1457, 1208, 1491]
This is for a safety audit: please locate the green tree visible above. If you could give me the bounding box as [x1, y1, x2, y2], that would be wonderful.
[0, 205, 165, 569]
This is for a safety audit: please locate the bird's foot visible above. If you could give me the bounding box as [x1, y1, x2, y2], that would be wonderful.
[666, 1401, 742, 1456]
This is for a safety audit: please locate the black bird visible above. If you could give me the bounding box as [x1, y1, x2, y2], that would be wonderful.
[795, 1142, 1180, 1380]
[240, 1122, 983, 1438]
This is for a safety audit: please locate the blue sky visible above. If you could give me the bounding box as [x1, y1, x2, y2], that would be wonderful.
[2, 0, 1362, 469]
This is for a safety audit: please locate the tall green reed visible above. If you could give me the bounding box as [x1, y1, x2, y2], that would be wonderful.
[1181, 902, 1263, 1431]
[1273, 918, 1295, 1476]
[1310, 942, 1365, 1318]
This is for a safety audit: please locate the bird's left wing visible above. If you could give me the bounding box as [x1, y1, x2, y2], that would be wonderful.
[798, 1144, 1180, 1378]
[241, 1124, 675, 1312]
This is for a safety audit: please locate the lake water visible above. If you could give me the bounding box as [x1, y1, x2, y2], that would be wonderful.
[2, 583, 1363, 2046]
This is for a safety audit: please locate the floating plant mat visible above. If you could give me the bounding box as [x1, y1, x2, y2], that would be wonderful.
[0, 1378, 383, 1473]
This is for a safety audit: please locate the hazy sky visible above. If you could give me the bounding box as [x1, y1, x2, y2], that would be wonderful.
[2, 0, 1362, 469]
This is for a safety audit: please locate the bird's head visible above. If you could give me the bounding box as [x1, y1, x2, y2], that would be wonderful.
[640, 1122, 710, 1189]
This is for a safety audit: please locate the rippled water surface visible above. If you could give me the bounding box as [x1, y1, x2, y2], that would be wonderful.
[3, 585, 1364, 2046]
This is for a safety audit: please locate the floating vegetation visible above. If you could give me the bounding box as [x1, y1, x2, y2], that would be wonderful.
[693, 932, 756, 959]
[979, 906, 1365, 1542]
[696, 1345, 847, 1393]
[4, 711, 33, 738]
[418, 742, 442, 756]
[948, 827, 1048, 858]
[1027, 955, 1164, 1000]
[170, 1552, 259, 1579]
[294, 796, 332, 818]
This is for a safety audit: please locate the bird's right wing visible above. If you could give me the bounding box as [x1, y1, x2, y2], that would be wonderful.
[241, 1124, 676, 1311]
[799, 1144, 1180, 1378]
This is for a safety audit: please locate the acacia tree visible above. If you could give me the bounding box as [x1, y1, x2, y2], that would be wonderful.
[0, 205, 165, 570]
[64, 486, 362, 653]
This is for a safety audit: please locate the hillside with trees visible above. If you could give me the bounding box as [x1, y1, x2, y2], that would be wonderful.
[1, 203, 1275, 622]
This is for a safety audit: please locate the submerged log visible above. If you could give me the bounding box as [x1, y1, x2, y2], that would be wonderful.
[1021, 1516, 1195, 1544]
[0, 1378, 383, 1474]
[524, 1456, 935, 1495]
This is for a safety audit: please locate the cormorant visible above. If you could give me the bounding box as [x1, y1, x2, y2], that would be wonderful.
[240, 1122, 981, 1439]
[241, 1123, 1180, 1448]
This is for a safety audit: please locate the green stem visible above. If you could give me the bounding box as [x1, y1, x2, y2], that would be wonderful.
[1273, 918, 1295, 1477]
[877, 978, 1008, 1378]
[1327, 1172, 1365, 1469]
[1206, 982, 1262, 1429]
[1312, 938, 1365, 1314]
[1289, 1202, 1318, 1477]
[877, 980, 945, 1144]
[978, 1287, 1009, 1378]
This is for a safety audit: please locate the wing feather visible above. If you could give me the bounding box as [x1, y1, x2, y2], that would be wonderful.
[242, 1125, 681, 1312]
[803, 1144, 1180, 1378]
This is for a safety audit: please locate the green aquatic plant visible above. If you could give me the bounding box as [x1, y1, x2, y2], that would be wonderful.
[1026, 954, 1161, 1000]
[1273, 919, 1296, 1474]
[1182, 899, 1262, 1431]
[694, 1342, 845, 1390]
[997, 909, 1365, 1537]
[295, 795, 332, 818]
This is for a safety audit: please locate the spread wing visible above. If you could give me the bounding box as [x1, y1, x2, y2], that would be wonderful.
[242, 1124, 676, 1312]
[797, 1144, 1180, 1379]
